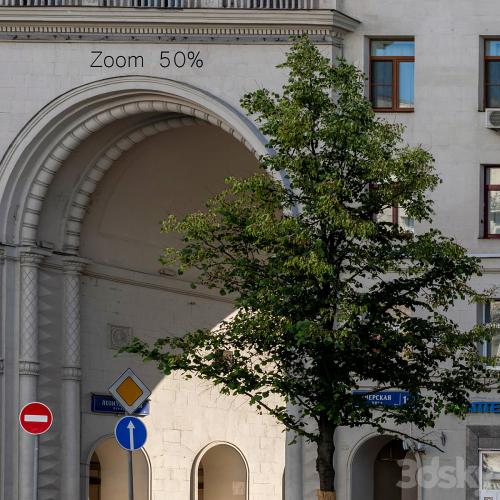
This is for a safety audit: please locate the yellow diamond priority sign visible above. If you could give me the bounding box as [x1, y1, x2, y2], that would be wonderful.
[109, 368, 151, 415]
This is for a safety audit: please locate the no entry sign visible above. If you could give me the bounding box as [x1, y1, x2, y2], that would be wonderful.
[19, 402, 53, 435]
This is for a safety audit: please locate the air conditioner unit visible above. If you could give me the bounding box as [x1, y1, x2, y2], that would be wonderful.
[486, 108, 500, 129]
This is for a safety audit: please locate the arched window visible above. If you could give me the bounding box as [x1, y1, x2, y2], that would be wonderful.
[87, 436, 150, 500]
[194, 443, 248, 500]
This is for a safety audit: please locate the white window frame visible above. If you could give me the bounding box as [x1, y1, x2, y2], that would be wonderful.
[480, 301, 500, 370]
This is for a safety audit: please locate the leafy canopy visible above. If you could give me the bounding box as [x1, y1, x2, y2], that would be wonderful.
[126, 38, 496, 442]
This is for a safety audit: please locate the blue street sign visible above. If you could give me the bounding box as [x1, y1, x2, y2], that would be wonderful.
[114, 416, 147, 451]
[353, 390, 410, 407]
[91, 394, 150, 416]
[468, 402, 500, 414]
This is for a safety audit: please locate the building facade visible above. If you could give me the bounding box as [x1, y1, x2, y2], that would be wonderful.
[2, 1, 500, 500]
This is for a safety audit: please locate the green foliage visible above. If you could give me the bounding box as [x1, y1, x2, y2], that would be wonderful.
[125, 38, 498, 444]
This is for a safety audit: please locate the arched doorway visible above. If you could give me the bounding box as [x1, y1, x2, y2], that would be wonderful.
[194, 443, 248, 500]
[87, 436, 150, 500]
[351, 436, 418, 500]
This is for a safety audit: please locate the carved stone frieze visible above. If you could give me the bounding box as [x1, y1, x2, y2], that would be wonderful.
[62, 366, 82, 380]
[0, 8, 359, 42]
[19, 360, 40, 376]
[108, 324, 133, 350]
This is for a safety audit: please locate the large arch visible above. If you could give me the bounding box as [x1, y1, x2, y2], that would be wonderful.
[0, 75, 269, 247]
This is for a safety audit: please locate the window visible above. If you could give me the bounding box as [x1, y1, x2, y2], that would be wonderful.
[485, 40, 500, 108]
[379, 205, 415, 233]
[480, 451, 500, 499]
[480, 301, 500, 360]
[370, 40, 415, 112]
[484, 167, 500, 238]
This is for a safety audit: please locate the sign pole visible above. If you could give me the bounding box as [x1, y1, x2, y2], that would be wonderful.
[33, 435, 39, 500]
[109, 369, 150, 500]
[128, 449, 134, 500]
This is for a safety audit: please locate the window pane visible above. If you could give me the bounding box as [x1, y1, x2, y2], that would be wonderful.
[486, 168, 500, 185]
[372, 61, 393, 85]
[378, 207, 394, 224]
[488, 191, 500, 234]
[487, 61, 500, 85]
[371, 86, 393, 108]
[486, 40, 500, 56]
[398, 207, 415, 233]
[487, 85, 500, 108]
[482, 452, 500, 489]
[371, 40, 415, 57]
[398, 62, 415, 108]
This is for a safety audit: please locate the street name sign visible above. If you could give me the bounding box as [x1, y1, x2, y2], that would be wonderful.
[109, 368, 151, 415]
[115, 416, 147, 451]
[468, 402, 500, 413]
[19, 402, 53, 435]
[91, 394, 150, 415]
[353, 390, 410, 407]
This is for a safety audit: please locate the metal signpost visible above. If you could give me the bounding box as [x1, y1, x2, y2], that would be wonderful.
[19, 402, 53, 500]
[109, 369, 151, 500]
[114, 416, 148, 500]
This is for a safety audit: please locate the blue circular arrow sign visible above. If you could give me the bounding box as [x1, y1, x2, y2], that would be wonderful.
[114, 416, 147, 451]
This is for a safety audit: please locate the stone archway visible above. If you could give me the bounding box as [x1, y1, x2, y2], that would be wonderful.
[192, 442, 249, 500]
[350, 435, 419, 500]
[85, 435, 151, 500]
[0, 76, 272, 500]
[0, 75, 269, 246]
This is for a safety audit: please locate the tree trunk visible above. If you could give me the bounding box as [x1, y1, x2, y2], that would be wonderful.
[316, 492, 336, 500]
[316, 415, 336, 500]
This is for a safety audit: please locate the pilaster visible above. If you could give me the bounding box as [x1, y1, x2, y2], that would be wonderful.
[18, 248, 47, 500]
[61, 257, 87, 500]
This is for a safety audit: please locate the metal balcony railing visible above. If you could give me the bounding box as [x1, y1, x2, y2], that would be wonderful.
[0, 0, 318, 7]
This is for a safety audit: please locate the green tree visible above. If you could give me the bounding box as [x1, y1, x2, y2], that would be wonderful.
[126, 38, 497, 500]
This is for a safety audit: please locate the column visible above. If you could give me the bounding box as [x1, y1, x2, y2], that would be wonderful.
[61, 257, 87, 500]
[285, 403, 304, 500]
[18, 250, 46, 500]
[0, 247, 4, 396]
[0, 248, 4, 498]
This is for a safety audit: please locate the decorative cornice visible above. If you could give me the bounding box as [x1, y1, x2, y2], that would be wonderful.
[62, 366, 82, 380]
[19, 360, 40, 376]
[0, 8, 359, 42]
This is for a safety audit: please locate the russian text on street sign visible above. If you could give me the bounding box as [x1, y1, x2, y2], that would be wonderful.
[468, 402, 500, 413]
[19, 402, 53, 435]
[353, 390, 410, 407]
[91, 394, 150, 415]
[115, 416, 147, 451]
[109, 368, 151, 415]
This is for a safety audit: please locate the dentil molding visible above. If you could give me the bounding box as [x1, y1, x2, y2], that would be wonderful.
[0, 8, 359, 42]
